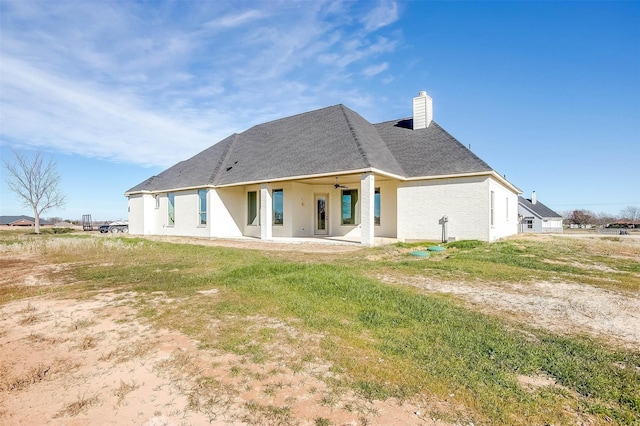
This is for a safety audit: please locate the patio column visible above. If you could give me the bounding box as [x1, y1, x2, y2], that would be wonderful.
[260, 183, 273, 240]
[360, 172, 375, 246]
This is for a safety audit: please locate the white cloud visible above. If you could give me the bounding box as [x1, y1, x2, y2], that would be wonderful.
[204, 10, 263, 29]
[0, 1, 403, 168]
[362, 0, 399, 31]
[0, 55, 224, 167]
[363, 62, 389, 77]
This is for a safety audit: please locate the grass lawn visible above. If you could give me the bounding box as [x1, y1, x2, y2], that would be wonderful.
[1, 231, 639, 425]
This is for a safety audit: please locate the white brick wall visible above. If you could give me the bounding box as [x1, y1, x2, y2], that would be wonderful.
[397, 176, 517, 242]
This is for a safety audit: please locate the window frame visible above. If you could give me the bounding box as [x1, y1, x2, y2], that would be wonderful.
[490, 191, 495, 227]
[198, 189, 207, 226]
[505, 197, 509, 221]
[374, 188, 381, 226]
[247, 191, 258, 226]
[341, 189, 359, 226]
[272, 189, 284, 226]
[167, 192, 175, 226]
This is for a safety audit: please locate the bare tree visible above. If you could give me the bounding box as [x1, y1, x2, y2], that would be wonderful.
[595, 212, 617, 227]
[620, 206, 640, 222]
[3, 148, 66, 234]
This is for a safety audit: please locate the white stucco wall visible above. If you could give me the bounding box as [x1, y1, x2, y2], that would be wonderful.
[289, 182, 315, 237]
[159, 190, 209, 237]
[397, 176, 518, 242]
[376, 180, 397, 238]
[128, 188, 244, 238]
[488, 178, 519, 241]
[210, 188, 243, 238]
[127, 194, 146, 235]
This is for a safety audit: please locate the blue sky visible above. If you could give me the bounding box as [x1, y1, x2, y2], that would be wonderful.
[1, 0, 639, 221]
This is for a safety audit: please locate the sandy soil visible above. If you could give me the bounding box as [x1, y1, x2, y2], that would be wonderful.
[0, 292, 457, 426]
[1, 233, 638, 425]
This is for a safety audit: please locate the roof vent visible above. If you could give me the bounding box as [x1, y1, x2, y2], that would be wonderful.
[413, 90, 433, 130]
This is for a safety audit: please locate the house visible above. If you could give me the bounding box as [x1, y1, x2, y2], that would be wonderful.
[0, 215, 51, 227]
[518, 192, 563, 233]
[126, 91, 521, 245]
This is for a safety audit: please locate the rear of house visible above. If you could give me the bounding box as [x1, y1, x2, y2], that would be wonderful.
[126, 92, 521, 245]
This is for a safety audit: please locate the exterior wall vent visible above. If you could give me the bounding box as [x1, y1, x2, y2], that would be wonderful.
[413, 90, 433, 130]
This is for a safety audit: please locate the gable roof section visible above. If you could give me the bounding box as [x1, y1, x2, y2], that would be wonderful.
[518, 196, 562, 219]
[213, 105, 404, 186]
[126, 104, 505, 194]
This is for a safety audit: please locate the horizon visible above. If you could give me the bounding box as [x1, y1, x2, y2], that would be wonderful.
[1, 1, 639, 220]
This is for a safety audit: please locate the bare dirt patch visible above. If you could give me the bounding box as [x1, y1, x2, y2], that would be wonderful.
[0, 290, 452, 425]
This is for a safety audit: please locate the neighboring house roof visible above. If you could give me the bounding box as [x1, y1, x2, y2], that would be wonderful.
[0, 215, 51, 225]
[127, 104, 499, 194]
[518, 197, 562, 219]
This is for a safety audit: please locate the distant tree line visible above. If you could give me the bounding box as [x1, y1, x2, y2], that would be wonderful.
[562, 206, 640, 227]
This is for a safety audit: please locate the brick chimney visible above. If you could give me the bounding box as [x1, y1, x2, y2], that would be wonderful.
[413, 91, 433, 130]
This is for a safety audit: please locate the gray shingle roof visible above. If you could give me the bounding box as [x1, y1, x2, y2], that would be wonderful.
[127, 104, 498, 193]
[518, 196, 562, 218]
[374, 119, 493, 177]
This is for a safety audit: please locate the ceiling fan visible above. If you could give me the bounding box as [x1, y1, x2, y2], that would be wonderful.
[334, 177, 348, 189]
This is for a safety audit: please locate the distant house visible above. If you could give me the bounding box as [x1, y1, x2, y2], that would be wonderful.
[607, 220, 640, 229]
[0, 215, 51, 227]
[518, 192, 563, 233]
[126, 91, 521, 245]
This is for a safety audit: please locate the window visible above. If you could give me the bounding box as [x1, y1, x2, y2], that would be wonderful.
[198, 189, 207, 225]
[490, 191, 495, 226]
[374, 188, 380, 225]
[247, 191, 258, 225]
[506, 197, 509, 221]
[525, 218, 534, 229]
[168, 192, 175, 226]
[341, 189, 358, 225]
[273, 189, 283, 225]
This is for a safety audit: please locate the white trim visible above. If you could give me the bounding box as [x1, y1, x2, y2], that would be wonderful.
[406, 171, 521, 194]
[125, 169, 519, 197]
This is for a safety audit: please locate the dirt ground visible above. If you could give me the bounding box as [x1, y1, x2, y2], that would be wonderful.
[1, 233, 638, 425]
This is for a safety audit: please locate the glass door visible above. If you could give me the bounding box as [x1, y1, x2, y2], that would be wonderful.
[314, 194, 328, 235]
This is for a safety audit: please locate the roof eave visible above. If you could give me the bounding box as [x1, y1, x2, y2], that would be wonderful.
[125, 185, 217, 196]
[213, 168, 406, 188]
[405, 170, 521, 194]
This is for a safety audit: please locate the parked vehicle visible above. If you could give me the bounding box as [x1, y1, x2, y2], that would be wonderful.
[99, 221, 129, 233]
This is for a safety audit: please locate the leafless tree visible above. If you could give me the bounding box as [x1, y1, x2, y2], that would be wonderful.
[3, 148, 66, 234]
[594, 212, 617, 227]
[620, 206, 640, 222]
